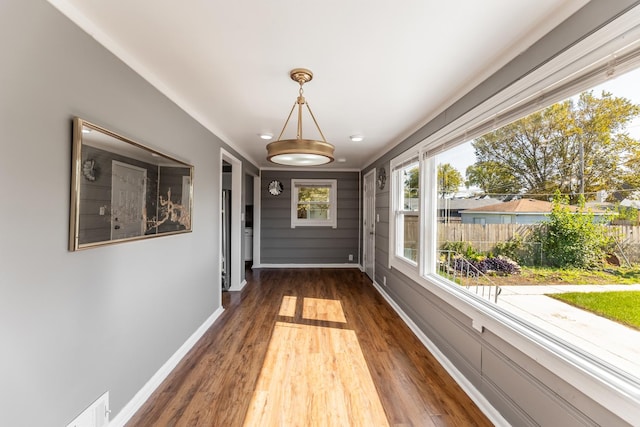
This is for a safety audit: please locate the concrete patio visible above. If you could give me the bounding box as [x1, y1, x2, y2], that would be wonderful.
[497, 284, 640, 380]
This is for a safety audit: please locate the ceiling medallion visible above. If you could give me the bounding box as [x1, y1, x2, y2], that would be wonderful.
[266, 68, 335, 166]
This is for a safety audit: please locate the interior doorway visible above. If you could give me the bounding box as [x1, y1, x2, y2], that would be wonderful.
[221, 161, 232, 290]
[244, 172, 255, 271]
[363, 169, 376, 280]
[220, 149, 244, 297]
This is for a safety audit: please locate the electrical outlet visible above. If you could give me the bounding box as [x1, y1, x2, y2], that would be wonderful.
[348, 254, 353, 261]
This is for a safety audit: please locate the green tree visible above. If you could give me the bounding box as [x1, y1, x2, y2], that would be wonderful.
[620, 147, 640, 190]
[438, 163, 463, 198]
[296, 187, 330, 219]
[538, 192, 613, 268]
[472, 91, 640, 201]
[403, 166, 419, 204]
[465, 161, 521, 195]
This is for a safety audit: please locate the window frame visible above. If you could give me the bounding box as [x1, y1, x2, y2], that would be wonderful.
[387, 7, 640, 422]
[290, 179, 337, 229]
[389, 153, 421, 274]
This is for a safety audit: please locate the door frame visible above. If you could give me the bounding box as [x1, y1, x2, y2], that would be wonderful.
[220, 149, 244, 294]
[363, 169, 376, 280]
[253, 174, 261, 265]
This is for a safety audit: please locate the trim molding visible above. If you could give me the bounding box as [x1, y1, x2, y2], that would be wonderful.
[253, 263, 361, 269]
[109, 307, 224, 426]
[370, 280, 509, 427]
[229, 279, 247, 292]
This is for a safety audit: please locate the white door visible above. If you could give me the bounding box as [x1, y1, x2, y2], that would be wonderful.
[111, 161, 146, 240]
[363, 169, 376, 280]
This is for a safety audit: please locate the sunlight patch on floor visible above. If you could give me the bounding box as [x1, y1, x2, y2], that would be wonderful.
[302, 297, 347, 323]
[279, 295, 297, 317]
[244, 297, 388, 426]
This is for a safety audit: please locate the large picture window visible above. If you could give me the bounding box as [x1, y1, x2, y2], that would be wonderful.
[291, 179, 337, 228]
[387, 12, 640, 421]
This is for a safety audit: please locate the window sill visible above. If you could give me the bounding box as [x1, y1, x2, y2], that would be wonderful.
[291, 223, 337, 229]
[389, 256, 418, 278]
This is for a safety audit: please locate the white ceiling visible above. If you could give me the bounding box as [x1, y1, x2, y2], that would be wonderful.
[48, 0, 589, 170]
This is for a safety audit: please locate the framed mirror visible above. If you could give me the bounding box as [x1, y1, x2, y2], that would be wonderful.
[69, 118, 193, 250]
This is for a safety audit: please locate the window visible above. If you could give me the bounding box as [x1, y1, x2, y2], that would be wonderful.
[391, 155, 420, 267]
[429, 65, 640, 403]
[291, 179, 337, 228]
[387, 9, 640, 421]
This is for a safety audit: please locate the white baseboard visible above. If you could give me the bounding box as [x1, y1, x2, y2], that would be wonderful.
[252, 263, 361, 269]
[370, 280, 509, 427]
[109, 307, 224, 426]
[229, 279, 247, 292]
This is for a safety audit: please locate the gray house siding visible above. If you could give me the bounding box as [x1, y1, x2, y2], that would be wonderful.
[461, 212, 548, 224]
[363, 1, 639, 425]
[260, 170, 360, 265]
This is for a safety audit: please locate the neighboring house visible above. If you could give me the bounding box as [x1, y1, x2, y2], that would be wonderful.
[437, 196, 502, 222]
[460, 198, 609, 225]
[620, 197, 640, 209]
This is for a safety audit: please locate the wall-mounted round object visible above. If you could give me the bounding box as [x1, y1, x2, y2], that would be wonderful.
[377, 167, 386, 190]
[82, 159, 97, 181]
[268, 180, 284, 196]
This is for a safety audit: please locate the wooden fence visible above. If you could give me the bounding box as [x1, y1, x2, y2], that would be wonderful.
[437, 223, 640, 264]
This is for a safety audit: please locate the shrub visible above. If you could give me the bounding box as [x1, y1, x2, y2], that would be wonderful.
[493, 234, 524, 261]
[441, 241, 482, 261]
[475, 256, 521, 275]
[538, 192, 613, 269]
[449, 254, 521, 276]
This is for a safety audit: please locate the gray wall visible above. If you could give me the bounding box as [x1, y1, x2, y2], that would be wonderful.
[0, 1, 253, 425]
[260, 170, 360, 265]
[365, 1, 639, 425]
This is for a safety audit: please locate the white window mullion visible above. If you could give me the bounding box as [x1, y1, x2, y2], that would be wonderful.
[421, 155, 438, 276]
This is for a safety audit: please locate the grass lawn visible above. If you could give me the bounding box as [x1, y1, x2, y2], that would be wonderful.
[548, 291, 640, 330]
[489, 266, 640, 286]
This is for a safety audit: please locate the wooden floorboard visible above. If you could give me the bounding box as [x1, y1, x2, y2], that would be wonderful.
[126, 268, 492, 427]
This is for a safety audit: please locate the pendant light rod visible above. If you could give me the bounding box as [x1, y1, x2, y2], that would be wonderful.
[266, 68, 335, 166]
[305, 102, 327, 142]
[276, 102, 297, 141]
[297, 91, 304, 139]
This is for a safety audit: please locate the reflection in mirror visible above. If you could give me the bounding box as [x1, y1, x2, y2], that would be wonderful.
[69, 118, 193, 250]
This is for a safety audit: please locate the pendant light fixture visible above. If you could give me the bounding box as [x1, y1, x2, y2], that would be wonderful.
[266, 68, 335, 165]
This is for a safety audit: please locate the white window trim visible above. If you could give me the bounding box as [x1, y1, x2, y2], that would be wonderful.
[389, 151, 421, 275]
[290, 179, 337, 228]
[387, 7, 640, 424]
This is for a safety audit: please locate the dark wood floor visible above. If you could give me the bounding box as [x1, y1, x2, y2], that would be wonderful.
[127, 268, 492, 426]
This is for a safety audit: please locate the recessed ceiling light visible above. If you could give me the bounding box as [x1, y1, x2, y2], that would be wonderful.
[259, 133, 273, 140]
[350, 135, 364, 142]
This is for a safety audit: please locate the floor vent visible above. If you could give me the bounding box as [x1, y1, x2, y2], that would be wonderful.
[66, 391, 110, 427]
